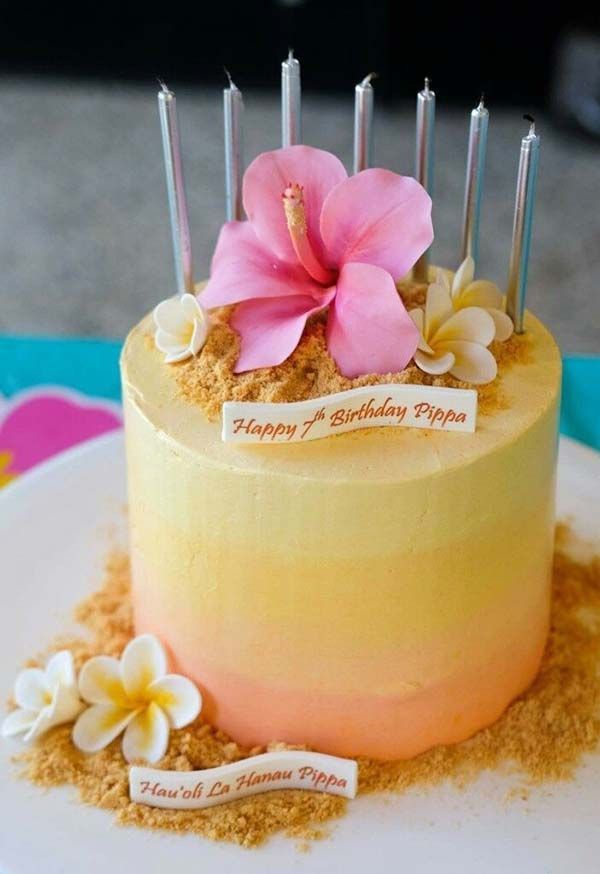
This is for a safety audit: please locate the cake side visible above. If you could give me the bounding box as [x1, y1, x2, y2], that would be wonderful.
[121, 304, 560, 758]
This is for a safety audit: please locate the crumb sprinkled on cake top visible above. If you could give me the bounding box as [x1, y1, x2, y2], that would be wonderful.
[166, 280, 532, 421]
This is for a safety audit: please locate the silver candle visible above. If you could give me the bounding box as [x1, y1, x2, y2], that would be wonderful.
[414, 78, 436, 282]
[281, 49, 301, 147]
[223, 72, 244, 222]
[353, 73, 375, 174]
[157, 82, 194, 295]
[460, 97, 489, 268]
[506, 117, 540, 333]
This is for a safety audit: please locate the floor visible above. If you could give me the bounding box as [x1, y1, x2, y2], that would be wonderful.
[1, 76, 598, 354]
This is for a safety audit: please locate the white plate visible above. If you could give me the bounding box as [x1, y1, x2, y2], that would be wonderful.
[1, 432, 599, 874]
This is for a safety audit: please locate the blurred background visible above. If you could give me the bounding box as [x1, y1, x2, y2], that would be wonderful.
[1, 2, 599, 352]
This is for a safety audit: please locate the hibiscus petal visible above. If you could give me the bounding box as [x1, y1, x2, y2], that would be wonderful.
[231, 292, 333, 373]
[487, 307, 514, 342]
[242, 145, 347, 266]
[153, 298, 189, 335]
[433, 307, 496, 348]
[121, 635, 168, 701]
[78, 655, 129, 706]
[414, 348, 455, 375]
[1, 708, 37, 738]
[438, 340, 498, 384]
[452, 255, 475, 296]
[458, 279, 503, 309]
[72, 703, 137, 753]
[326, 263, 419, 378]
[320, 170, 433, 280]
[424, 275, 453, 339]
[122, 702, 170, 764]
[201, 221, 324, 309]
[44, 650, 77, 691]
[147, 674, 202, 729]
[14, 669, 48, 711]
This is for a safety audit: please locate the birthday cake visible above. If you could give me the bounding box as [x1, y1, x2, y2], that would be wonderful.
[120, 131, 560, 759]
[2, 65, 563, 835]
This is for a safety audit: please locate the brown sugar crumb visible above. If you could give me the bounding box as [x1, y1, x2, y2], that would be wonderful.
[504, 786, 531, 803]
[12, 524, 600, 848]
[173, 285, 530, 421]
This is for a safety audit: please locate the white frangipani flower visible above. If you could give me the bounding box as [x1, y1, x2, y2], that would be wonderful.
[72, 634, 202, 764]
[2, 651, 84, 743]
[410, 271, 498, 384]
[153, 293, 209, 364]
[450, 256, 514, 341]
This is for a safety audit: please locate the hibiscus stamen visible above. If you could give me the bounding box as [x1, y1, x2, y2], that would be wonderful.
[282, 183, 336, 285]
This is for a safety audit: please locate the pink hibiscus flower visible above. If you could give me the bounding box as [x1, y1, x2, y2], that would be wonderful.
[201, 145, 434, 378]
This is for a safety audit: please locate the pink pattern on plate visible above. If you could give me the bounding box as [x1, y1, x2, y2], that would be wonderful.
[0, 388, 122, 480]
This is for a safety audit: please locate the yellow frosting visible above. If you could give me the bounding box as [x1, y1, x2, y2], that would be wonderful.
[121, 308, 561, 758]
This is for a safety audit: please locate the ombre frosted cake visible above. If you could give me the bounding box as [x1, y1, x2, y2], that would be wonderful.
[120, 144, 561, 761]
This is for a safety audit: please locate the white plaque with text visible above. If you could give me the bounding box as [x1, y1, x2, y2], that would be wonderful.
[130, 750, 358, 810]
[222, 383, 477, 444]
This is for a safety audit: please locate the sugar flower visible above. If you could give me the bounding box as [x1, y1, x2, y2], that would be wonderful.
[410, 271, 498, 384]
[154, 293, 209, 364]
[450, 256, 513, 341]
[2, 651, 84, 742]
[201, 145, 433, 378]
[73, 634, 201, 763]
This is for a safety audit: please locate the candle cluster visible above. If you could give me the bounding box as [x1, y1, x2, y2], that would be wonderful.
[157, 60, 540, 342]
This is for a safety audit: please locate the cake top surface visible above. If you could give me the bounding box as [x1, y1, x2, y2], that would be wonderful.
[121, 302, 561, 483]
[172, 278, 531, 422]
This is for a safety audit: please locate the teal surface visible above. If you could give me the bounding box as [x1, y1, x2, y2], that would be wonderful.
[0, 336, 599, 451]
[0, 336, 122, 402]
[561, 357, 600, 452]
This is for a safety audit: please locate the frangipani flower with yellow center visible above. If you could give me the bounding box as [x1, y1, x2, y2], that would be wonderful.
[2, 651, 84, 742]
[450, 256, 513, 341]
[153, 293, 210, 364]
[410, 271, 498, 384]
[73, 634, 201, 763]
